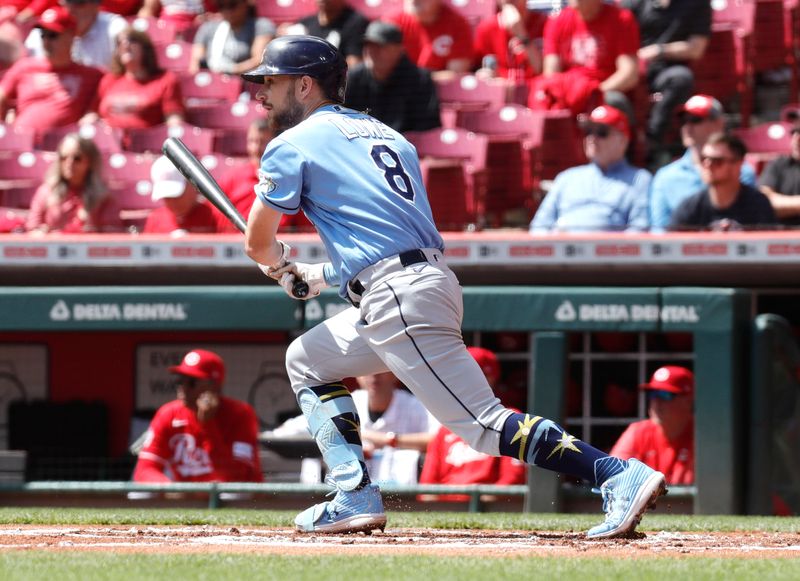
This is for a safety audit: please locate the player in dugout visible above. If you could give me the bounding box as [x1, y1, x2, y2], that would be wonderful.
[132, 349, 262, 484]
[240, 34, 666, 539]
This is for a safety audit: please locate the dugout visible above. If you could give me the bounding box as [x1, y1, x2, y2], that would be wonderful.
[0, 284, 783, 515]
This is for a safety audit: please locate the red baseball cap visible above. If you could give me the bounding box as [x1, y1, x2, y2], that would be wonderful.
[579, 105, 630, 139]
[640, 366, 694, 396]
[680, 94, 723, 120]
[169, 349, 225, 386]
[37, 6, 77, 34]
[467, 346, 500, 382]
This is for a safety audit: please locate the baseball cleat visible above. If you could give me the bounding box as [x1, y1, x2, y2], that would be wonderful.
[586, 458, 667, 539]
[295, 483, 387, 534]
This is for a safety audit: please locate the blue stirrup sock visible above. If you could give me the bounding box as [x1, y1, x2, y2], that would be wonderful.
[297, 382, 371, 491]
[498, 412, 625, 487]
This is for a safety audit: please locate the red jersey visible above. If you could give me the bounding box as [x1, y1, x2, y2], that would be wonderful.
[419, 426, 526, 502]
[0, 57, 103, 130]
[133, 397, 262, 483]
[610, 419, 694, 485]
[474, 10, 547, 80]
[143, 202, 217, 234]
[25, 184, 123, 233]
[389, 5, 474, 72]
[214, 162, 314, 234]
[543, 4, 639, 82]
[96, 70, 184, 129]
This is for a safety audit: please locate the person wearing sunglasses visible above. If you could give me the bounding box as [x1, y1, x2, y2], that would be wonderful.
[668, 131, 776, 232]
[758, 122, 800, 227]
[649, 94, 758, 231]
[0, 6, 103, 130]
[132, 349, 263, 484]
[24, 0, 127, 71]
[529, 104, 651, 233]
[25, 132, 124, 234]
[188, 0, 275, 76]
[610, 366, 695, 485]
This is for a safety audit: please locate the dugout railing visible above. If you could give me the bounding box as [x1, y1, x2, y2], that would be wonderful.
[0, 286, 752, 514]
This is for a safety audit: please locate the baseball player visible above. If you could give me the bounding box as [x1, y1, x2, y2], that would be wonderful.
[241, 35, 666, 537]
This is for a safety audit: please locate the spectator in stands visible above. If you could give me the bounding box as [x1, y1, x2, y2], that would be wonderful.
[25, 133, 124, 234]
[0, 7, 103, 130]
[289, 0, 369, 68]
[388, 0, 474, 75]
[532, 0, 639, 117]
[132, 349, 263, 483]
[25, 0, 127, 70]
[621, 0, 711, 167]
[344, 20, 441, 133]
[473, 0, 546, 84]
[668, 132, 777, 231]
[650, 95, 758, 230]
[0, 17, 26, 73]
[529, 104, 650, 233]
[188, 0, 275, 76]
[610, 365, 694, 485]
[143, 154, 217, 235]
[138, 0, 205, 36]
[1, 0, 58, 25]
[758, 120, 800, 227]
[419, 346, 526, 502]
[214, 118, 313, 233]
[82, 27, 184, 129]
[354, 371, 439, 485]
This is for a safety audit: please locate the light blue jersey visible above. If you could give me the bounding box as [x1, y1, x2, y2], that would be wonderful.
[254, 104, 444, 298]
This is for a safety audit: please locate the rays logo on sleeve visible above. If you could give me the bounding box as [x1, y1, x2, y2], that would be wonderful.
[255, 170, 278, 195]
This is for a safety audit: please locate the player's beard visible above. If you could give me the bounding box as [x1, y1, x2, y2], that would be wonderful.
[269, 92, 305, 135]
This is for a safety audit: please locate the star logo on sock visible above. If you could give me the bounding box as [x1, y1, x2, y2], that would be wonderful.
[546, 431, 582, 461]
[509, 414, 542, 462]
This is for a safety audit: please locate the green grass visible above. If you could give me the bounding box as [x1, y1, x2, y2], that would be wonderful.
[1, 508, 799, 580]
[1, 553, 799, 581]
[0, 507, 798, 533]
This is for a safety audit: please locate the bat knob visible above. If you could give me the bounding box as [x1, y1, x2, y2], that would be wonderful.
[292, 281, 310, 299]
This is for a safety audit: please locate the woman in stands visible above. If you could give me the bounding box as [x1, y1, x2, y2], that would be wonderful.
[25, 134, 124, 234]
[188, 0, 275, 76]
[85, 27, 185, 129]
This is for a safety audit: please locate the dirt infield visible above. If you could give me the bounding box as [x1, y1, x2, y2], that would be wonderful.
[0, 525, 799, 558]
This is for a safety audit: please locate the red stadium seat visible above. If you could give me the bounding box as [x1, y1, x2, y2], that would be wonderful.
[254, 0, 316, 23]
[0, 124, 35, 155]
[125, 123, 216, 156]
[0, 151, 57, 182]
[734, 121, 794, 153]
[213, 127, 249, 157]
[457, 104, 540, 225]
[446, 0, 496, 28]
[347, 0, 403, 20]
[36, 123, 124, 154]
[0, 183, 38, 210]
[104, 151, 156, 183]
[126, 15, 179, 45]
[178, 71, 244, 108]
[435, 74, 509, 128]
[405, 127, 489, 230]
[155, 40, 193, 72]
[185, 100, 267, 130]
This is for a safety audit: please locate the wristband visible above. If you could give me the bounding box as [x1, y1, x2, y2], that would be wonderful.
[385, 432, 398, 448]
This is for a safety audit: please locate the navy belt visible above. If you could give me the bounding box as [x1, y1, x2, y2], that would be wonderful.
[348, 249, 429, 302]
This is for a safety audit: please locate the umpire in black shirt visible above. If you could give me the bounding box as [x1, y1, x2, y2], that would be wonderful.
[669, 132, 778, 231]
[344, 21, 441, 133]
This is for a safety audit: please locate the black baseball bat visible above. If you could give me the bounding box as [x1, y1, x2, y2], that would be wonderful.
[161, 137, 309, 299]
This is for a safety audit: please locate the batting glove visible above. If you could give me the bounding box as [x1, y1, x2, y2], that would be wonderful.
[272, 261, 329, 300]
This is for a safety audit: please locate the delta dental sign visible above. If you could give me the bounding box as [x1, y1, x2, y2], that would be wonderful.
[555, 301, 700, 324]
[49, 300, 189, 322]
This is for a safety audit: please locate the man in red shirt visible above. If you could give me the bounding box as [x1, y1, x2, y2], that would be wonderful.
[419, 346, 526, 502]
[389, 0, 473, 75]
[213, 118, 313, 234]
[531, 0, 639, 116]
[0, 6, 103, 130]
[610, 365, 694, 485]
[143, 155, 217, 235]
[132, 349, 263, 483]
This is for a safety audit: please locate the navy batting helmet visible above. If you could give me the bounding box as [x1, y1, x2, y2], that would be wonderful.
[241, 35, 348, 103]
